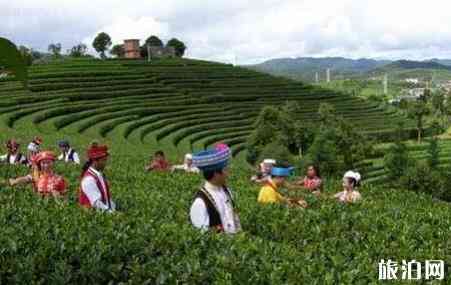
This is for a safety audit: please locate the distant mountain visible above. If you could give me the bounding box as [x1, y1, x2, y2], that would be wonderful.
[426, 58, 451, 67]
[385, 60, 451, 70]
[249, 57, 451, 82]
[249, 57, 391, 81]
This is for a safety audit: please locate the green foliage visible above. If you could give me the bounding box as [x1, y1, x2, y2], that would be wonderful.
[92, 32, 112, 59]
[426, 137, 440, 169]
[303, 128, 340, 175]
[18, 46, 33, 66]
[110, 44, 124, 58]
[383, 124, 411, 180]
[258, 139, 293, 165]
[69, 43, 88, 58]
[48, 43, 62, 57]
[145, 35, 164, 47]
[0, 37, 28, 88]
[407, 100, 430, 143]
[166, 38, 186, 57]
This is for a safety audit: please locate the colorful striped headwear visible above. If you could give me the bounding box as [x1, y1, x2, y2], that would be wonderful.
[192, 143, 231, 172]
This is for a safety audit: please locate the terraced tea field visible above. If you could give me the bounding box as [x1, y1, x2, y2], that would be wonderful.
[0, 58, 413, 159]
[0, 58, 449, 283]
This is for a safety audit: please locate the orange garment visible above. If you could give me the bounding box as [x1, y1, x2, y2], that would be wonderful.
[32, 173, 67, 196]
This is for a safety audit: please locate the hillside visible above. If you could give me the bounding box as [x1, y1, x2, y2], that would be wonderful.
[0, 58, 410, 158]
[250, 57, 391, 81]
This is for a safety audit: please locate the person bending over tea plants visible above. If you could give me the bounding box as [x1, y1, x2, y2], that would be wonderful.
[190, 143, 241, 234]
[333, 171, 362, 203]
[145, 150, 171, 172]
[0, 139, 28, 165]
[79, 143, 116, 212]
[294, 165, 322, 195]
[171, 153, 200, 174]
[57, 140, 80, 164]
[258, 164, 308, 208]
[8, 151, 67, 198]
[250, 158, 276, 184]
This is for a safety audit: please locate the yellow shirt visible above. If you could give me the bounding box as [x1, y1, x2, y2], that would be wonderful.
[258, 180, 283, 204]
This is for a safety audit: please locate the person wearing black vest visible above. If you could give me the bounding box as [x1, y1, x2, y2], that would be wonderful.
[0, 139, 27, 165]
[190, 143, 241, 234]
[57, 140, 80, 164]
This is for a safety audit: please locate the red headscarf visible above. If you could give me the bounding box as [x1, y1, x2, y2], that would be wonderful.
[87, 144, 109, 160]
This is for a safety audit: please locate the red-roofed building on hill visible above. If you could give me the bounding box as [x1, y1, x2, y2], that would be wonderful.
[123, 39, 141, 59]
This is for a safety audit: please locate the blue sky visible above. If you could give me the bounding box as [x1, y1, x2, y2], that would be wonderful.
[2, 0, 451, 64]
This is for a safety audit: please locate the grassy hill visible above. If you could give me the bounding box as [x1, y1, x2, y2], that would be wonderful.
[0, 58, 449, 283]
[0, 58, 411, 158]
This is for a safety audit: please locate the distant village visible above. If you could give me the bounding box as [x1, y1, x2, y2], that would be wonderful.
[388, 77, 451, 105]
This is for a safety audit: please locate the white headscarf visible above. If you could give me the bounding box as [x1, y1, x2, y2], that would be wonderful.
[344, 171, 361, 183]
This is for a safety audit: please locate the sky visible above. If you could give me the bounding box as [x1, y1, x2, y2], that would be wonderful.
[1, 0, 451, 65]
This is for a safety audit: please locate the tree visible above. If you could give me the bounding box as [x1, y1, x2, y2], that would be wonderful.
[145, 35, 163, 47]
[408, 100, 430, 143]
[317, 103, 337, 127]
[48, 43, 62, 57]
[110, 44, 124, 58]
[18, 46, 33, 66]
[166, 38, 186, 57]
[383, 123, 411, 181]
[92, 32, 112, 59]
[0, 37, 28, 88]
[69, 43, 87, 57]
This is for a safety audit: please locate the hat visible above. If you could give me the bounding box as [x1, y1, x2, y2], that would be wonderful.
[57, 140, 69, 148]
[193, 143, 231, 171]
[34, 151, 56, 164]
[33, 136, 43, 145]
[6, 139, 19, 150]
[87, 144, 109, 160]
[271, 166, 295, 177]
[263, 159, 276, 164]
[185, 153, 193, 160]
[344, 171, 361, 182]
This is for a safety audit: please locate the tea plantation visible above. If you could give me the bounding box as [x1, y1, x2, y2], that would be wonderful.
[0, 58, 449, 283]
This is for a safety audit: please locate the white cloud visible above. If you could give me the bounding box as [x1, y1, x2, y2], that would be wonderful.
[2, 0, 451, 64]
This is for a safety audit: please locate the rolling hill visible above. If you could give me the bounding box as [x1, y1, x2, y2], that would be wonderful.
[0, 58, 411, 158]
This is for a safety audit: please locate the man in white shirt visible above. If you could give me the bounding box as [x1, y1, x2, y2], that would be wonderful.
[79, 143, 115, 212]
[57, 140, 80, 164]
[0, 139, 27, 165]
[171, 153, 200, 173]
[190, 143, 241, 234]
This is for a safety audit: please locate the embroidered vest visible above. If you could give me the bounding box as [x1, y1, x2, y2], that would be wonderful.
[6, 153, 25, 165]
[67, 149, 76, 162]
[79, 169, 112, 209]
[193, 186, 234, 232]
